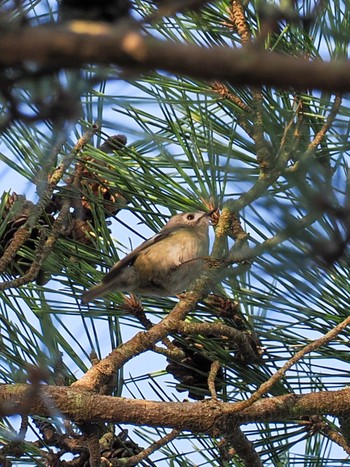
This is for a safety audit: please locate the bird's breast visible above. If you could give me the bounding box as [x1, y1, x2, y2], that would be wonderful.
[134, 228, 209, 294]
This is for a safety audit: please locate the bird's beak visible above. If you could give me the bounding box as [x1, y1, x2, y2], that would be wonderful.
[206, 208, 217, 216]
[200, 208, 217, 222]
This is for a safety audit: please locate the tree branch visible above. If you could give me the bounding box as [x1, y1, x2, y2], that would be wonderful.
[74, 278, 219, 392]
[1, 22, 350, 91]
[2, 384, 350, 432]
[226, 425, 263, 467]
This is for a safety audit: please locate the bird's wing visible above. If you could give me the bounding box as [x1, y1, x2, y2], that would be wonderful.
[101, 227, 178, 283]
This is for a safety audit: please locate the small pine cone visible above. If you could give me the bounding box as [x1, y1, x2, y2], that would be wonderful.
[80, 179, 127, 218]
[110, 429, 142, 460]
[0, 192, 54, 284]
[203, 295, 263, 363]
[205, 294, 246, 330]
[76, 135, 129, 219]
[99, 135, 127, 153]
[70, 219, 95, 245]
[99, 430, 142, 461]
[166, 336, 224, 400]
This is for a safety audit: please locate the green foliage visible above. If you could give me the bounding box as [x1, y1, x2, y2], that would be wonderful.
[0, 0, 350, 465]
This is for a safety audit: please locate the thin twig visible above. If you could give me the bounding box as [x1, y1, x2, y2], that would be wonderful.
[123, 294, 179, 352]
[278, 100, 303, 160]
[48, 123, 99, 188]
[308, 94, 343, 150]
[304, 415, 350, 456]
[152, 344, 185, 360]
[122, 429, 180, 466]
[18, 415, 29, 441]
[208, 361, 221, 400]
[0, 226, 32, 273]
[76, 423, 103, 467]
[322, 425, 350, 456]
[226, 210, 318, 263]
[228, 314, 350, 414]
[176, 321, 261, 363]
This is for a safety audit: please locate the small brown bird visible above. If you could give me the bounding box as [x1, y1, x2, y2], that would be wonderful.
[82, 210, 214, 302]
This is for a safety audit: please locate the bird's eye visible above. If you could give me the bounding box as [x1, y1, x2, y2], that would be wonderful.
[186, 214, 195, 220]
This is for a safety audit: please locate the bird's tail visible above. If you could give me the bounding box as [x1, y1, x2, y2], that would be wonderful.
[81, 281, 113, 303]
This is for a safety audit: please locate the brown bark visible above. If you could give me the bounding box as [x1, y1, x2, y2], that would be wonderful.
[1, 384, 350, 435]
[1, 22, 350, 91]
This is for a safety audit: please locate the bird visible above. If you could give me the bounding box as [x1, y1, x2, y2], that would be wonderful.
[82, 210, 214, 302]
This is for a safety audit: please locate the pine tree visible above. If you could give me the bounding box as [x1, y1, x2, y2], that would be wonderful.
[0, 1, 350, 465]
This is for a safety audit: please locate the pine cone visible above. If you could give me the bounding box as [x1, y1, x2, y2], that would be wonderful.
[0, 192, 54, 284]
[205, 294, 246, 330]
[92, 430, 142, 464]
[73, 135, 129, 219]
[166, 336, 224, 400]
[205, 295, 263, 363]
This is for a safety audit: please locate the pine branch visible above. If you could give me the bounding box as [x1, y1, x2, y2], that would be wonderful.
[1, 23, 350, 91]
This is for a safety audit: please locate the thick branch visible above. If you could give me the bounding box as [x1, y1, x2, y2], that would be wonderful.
[74, 283, 218, 391]
[1, 22, 350, 91]
[2, 385, 350, 433]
